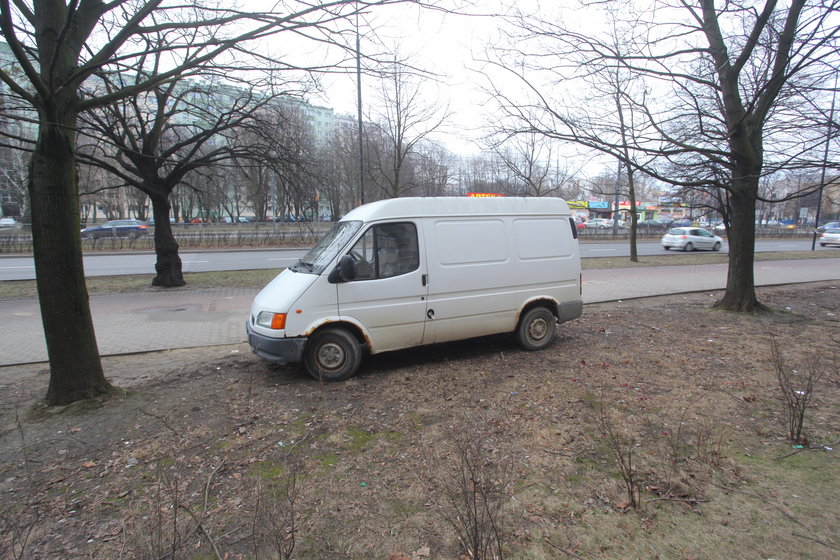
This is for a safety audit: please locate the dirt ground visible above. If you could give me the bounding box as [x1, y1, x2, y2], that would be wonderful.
[1, 282, 839, 559]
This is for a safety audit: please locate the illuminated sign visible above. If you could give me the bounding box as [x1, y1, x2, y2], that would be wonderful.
[467, 192, 504, 197]
[619, 201, 643, 209]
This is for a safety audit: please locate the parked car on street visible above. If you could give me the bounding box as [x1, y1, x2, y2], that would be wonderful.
[661, 227, 723, 252]
[585, 218, 611, 229]
[0, 217, 20, 229]
[81, 219, 149, 239]
[818, 227, 840, 247]
[817, 221, 839, 232]
[638, 219, 670, 230]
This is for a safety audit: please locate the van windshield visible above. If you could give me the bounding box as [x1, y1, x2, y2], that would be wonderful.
[289, 220, 362, 275]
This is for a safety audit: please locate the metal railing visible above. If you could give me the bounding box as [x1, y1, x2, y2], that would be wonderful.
[0, 222, 333, 253]
[0, 221, 822, 253]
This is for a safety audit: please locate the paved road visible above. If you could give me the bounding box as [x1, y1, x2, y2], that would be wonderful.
[1, 258, 838, 366]
[1, 239, 836, 281]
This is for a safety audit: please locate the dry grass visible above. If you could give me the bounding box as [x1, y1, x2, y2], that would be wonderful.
[1, 282, 838, 558]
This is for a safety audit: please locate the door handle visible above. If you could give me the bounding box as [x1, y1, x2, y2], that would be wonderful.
[426, 309, 435, 320]
[422, 274, 428, 286]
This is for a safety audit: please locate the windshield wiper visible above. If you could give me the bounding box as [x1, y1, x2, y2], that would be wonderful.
[290, 260, 314, 273]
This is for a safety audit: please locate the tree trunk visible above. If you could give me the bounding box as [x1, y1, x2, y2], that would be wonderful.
[30, 110, 112, 405]
[715, 178, 763, 312]
[626, 167, 638, 263]
[150, 193, 185, 287]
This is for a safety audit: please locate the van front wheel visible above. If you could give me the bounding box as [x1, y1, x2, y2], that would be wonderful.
[303, 328, 362, 381]
[517, 307, 556, 351]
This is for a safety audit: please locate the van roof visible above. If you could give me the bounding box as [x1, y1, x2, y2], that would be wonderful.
[341, 197, 572, 222]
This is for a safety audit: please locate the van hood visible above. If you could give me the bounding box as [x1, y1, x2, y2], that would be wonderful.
[252, 269, 319, 313]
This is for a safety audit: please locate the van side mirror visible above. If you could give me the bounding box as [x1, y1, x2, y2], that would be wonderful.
[328, 254, 357, 283]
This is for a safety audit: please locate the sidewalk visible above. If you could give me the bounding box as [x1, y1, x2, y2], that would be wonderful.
[1, 258, 838, 366]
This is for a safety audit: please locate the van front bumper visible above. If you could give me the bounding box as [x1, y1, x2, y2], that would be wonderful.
[246, 321, 307, 364]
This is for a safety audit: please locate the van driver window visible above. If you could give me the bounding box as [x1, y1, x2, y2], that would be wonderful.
[347, 222, 419, 280]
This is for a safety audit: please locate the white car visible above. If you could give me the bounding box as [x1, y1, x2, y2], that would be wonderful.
[0, 217, 19, 229]
[819, 227, 840, 247]
[585, 218, 612, 229]
[661, 227, 723, 252]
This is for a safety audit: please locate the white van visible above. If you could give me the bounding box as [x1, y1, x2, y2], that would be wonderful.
[246, 197, 582, 380]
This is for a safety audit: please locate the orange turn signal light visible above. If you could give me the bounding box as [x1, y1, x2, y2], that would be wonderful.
[271, 313, 287, 330]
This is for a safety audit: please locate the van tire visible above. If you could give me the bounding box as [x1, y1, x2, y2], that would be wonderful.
[303, 328, 362, 381]
[517, 307, 556, 351]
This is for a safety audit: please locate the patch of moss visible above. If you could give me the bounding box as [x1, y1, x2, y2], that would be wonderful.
[251, 461, 287, 480]
[346, 425, 375, 452]
[319, 452, 339, 468]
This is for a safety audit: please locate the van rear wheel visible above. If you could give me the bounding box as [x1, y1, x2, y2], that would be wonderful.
[517, 307, 556, 351]
[303, 328, 362, 381]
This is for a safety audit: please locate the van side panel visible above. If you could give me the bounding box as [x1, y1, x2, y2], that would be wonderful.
[423, 217, 519, 344]
[513, 217, 582, 319]
[423, 215, 581, 345]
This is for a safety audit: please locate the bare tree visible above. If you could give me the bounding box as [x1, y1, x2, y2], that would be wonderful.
[77, 66, 298, 286]
[324, 117, 367, 217]
[414, 139, 455, 196]
[0, 0, 420, 405]
[0, 135, 29, 219]
[492, 133, 579, 198]
[487, 0, 839, 312]
[366, 55, 450, 198]
[454, 152, 516, 196]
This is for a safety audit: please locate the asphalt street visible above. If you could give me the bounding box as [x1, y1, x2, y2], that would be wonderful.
[0, 239, 834, 280]
[1, 257, 838, 366]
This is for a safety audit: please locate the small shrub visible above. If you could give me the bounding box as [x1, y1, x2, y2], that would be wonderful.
[594, 400, 641, 509]
[771, 337, 824, 444]
[423, 415, 515, 560]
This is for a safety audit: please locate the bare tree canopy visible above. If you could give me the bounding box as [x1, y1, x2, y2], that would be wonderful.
[366, 52, 450, 198]
[487, 0, 839, 312]
[0, 0, 423, 405]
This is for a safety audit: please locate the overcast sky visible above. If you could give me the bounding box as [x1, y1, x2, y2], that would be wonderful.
[310, 0, 513, 155]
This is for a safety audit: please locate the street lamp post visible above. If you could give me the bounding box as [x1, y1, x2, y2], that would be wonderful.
[355, 8, 365, 206]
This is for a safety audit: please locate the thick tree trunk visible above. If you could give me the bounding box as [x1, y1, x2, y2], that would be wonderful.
[30, 113, 112, 405]
[150, 194, 186, 287]
[715, 178, 763, 312]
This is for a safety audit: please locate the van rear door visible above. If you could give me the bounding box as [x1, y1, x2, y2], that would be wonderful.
[335, 221, 429, 353]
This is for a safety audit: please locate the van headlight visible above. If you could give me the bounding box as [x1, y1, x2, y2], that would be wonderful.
[256, 312, 287, 330]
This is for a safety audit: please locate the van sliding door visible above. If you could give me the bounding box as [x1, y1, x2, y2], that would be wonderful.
[421, 217, 515, 345]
